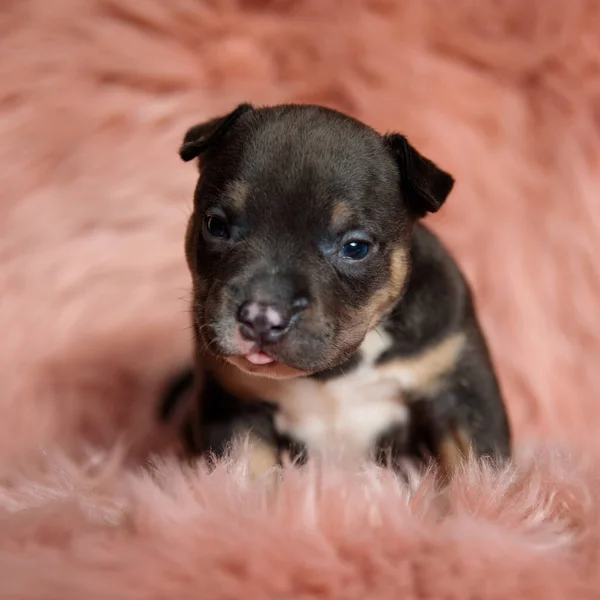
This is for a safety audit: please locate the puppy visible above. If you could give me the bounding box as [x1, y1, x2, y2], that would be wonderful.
[160, 103, 511, 479]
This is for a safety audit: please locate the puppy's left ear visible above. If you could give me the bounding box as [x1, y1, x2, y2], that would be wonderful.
[179, 103, 254, 163]
[383, 134, 455, 218]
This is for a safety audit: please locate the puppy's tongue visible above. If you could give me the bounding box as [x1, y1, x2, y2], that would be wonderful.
[244, 351, 275, 365]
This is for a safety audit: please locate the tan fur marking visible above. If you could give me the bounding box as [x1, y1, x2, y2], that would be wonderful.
[227, 355, 305, 380]
[336, 247, 409, 351]
[205, 356, 304, 402]
[366, 246, 409, 328]
[246, 435, 279, 478]
[226, 180, 249, 211]
[376, 332, 466, 396]
[230, 432, 280, 490]
[389, 245, 410, 292]
[438, 426, 473, 477]
[330, 202, 352, 229]
[203, 356, 259, 401]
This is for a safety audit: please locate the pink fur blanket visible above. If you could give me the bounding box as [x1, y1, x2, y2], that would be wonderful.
[1, 0, 600, 597]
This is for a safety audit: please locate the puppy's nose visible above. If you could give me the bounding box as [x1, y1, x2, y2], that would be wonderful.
[237, 299, 308, 344]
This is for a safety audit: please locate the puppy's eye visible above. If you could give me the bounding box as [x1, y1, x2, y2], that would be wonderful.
[204, 214, 229, 239]
[340, 240, 370, 260]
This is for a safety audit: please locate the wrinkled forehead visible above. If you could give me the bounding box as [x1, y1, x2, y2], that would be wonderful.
[200, 118, 400, 234]
[240, 112, 393, 193]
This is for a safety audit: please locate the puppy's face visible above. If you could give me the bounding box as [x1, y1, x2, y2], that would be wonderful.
[181, 104, 454, 379]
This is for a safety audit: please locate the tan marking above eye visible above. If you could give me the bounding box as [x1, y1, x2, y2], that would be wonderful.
[330, 201, 353, 230]
[225, 180, 250, 211]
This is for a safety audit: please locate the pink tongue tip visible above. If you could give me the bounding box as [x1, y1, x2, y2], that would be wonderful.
[244, 351, 275, 365]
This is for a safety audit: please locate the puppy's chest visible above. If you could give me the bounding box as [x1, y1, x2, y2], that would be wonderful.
[273, 362, 408, 460]
[226, 329, 409, 460]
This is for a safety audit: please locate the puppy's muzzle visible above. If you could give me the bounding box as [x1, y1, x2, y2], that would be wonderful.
[237, 298, 309, 344]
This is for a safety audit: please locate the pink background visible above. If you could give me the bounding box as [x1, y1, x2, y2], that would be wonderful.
[1, 1, 599, 597]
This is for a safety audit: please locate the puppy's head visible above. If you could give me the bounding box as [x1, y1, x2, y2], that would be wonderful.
[181, 103, 454, 379]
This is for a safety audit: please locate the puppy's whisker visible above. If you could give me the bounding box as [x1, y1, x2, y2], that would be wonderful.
[177, 204, 191, 220]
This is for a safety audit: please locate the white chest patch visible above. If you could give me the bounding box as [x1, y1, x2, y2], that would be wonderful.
[272, 329, 408, 460]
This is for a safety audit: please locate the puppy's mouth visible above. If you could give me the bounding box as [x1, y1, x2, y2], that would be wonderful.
[232, 345, 285, 370]
[242, 350, 276, 365]
[197, 319, 313, 378]
[225, 336, 307, 379]
[230, 332, 282, 367]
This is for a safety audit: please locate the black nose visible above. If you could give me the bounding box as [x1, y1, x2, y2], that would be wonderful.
[237, 298, 308, 344]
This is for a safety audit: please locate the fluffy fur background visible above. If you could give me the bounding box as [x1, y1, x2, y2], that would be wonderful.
[1, 0, 600, 597]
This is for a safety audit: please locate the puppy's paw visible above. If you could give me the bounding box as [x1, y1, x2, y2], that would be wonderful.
[233, 433, 282, 493]
[437, 423, 473, 480]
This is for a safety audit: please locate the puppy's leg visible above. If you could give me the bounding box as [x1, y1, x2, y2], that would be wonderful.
[375, 333, 510, 478]
[158, 368, 195, 423]
[159, 367, 205, 454]
[437, 423, 472, 477]
[407, 373, 511, 480]
[183, 373, 282, 485]
[198, 412, 281, 490]
[230, 431, 281, 484]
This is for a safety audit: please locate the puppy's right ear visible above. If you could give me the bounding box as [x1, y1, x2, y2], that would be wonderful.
[383, 133, 454, 218]
[179, 103, 254, 162]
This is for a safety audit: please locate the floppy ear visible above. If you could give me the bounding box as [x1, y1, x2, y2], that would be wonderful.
[383, 133, 455, 218]
[179, 103, 254, 162]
